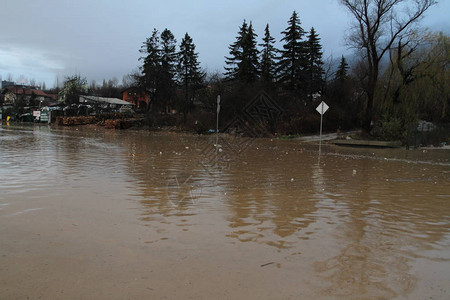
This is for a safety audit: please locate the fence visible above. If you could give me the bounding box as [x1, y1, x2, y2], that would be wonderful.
[406, 122, 450, 149]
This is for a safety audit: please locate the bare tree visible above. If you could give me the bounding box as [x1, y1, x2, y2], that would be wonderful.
[16, 75, 28, 85]
[122, 70, 140, 89]
[340, 0, 437, 132]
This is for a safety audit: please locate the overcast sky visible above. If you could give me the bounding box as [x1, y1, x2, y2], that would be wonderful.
[1, 0, 448, 87]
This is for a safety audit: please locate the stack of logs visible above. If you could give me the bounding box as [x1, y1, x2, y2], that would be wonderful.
[56, 116, 99, 126]
[55, 115, 143, 129]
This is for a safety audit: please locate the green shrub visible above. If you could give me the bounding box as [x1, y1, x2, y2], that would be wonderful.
[372, 116, 405, 141]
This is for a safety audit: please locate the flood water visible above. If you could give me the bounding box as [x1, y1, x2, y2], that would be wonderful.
[1, 124, 449, 299]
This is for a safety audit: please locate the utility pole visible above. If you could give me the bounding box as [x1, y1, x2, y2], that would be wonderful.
[216, 95, 220, 148]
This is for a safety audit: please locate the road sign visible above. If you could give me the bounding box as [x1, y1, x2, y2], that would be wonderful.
[316, 101, 329, 156]
[216, 95, 220, 146]
[316, 101, 329, 115]
[217, 95, 221, 113]
[40, 111, 49, 123]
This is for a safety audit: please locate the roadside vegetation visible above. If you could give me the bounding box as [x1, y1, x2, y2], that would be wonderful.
[2, 1, 448, 146]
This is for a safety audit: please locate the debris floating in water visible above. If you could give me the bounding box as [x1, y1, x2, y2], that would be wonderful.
[260, 262, 274, 267]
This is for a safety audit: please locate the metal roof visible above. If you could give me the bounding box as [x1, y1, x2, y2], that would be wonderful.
[79, 95, 135, 105]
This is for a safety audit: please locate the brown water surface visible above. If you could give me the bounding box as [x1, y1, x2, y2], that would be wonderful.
[1, 125, 449, 299]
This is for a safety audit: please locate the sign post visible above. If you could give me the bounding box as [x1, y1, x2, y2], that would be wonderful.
[316, 101, 329, 155]
[216, 95, 221, 148]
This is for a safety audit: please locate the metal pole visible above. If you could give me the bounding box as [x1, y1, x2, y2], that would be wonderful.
[216, 95, 220, 148]
[319, 104, 323, 155]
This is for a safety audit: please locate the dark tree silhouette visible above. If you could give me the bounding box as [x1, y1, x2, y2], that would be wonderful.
[259, 24, 278, 85]
[340, 0, 437, 132]
[277, 11, 308, 95]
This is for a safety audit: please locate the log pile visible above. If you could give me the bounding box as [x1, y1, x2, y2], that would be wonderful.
[56, 116, 99, 126]
[56, 115, 144, 129]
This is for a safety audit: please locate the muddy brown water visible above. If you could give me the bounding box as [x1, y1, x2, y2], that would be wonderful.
[1, 124, 449, 299]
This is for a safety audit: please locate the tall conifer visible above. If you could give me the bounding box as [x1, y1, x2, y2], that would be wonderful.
[159, 28, 177, 112]
[306, 27, 324, 99]
[224, 20, 248, 80]
[224, 20, 260, 83]
[178, 33, 205, 113]
[259, 24, 278, 84]
[238, 21, 259, 83]
[277, 11, 308, 94]
[335, 56, 349, 81]
[139, 28, 161, 108]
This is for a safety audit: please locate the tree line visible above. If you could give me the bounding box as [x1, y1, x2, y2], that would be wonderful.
[137, 11, 330, 133]
[224, 12, 324, 101]
[43, 2, 449, 141]
[138, 11, 326, 108]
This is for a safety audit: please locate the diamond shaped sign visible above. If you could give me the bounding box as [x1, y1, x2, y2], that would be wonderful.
[316, 101, 329, 115]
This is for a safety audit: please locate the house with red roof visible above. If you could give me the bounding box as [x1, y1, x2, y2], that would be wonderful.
[122, 87, 150, 110]
[1, 85, 57, 107]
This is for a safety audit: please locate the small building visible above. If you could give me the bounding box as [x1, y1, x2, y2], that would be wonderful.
[1, 80, 15, 89]
[122, 87, 150, 110]
[1, 85, 56, 107]
[79, 95, 135, 110]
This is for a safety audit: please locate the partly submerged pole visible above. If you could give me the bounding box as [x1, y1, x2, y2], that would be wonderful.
[216, 95, 220, 148]
[319, 105, 323, 155]
[315, 101, 328, 156]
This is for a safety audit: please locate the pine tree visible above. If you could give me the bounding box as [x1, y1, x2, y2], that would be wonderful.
[159, 28, 177, 112]
[329, 55, 352, 109]
[224, 20, 259, 83]
[259, 24, 278, 84]
[335, 56, 349, 81]
[277, 11, 308, 94]
[139, 28, 161, 106]
[139, 28, 178, 112]
[178, 33, 205, 114]
[225, 20, 248, 80]
[306, 27, 324, 100]
[238, 21, 260, 83]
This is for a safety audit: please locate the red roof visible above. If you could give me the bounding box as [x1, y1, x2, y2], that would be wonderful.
[3, 85, 54, 98]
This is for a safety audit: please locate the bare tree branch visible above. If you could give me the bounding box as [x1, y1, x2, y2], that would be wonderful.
[340, 0, 437, 131]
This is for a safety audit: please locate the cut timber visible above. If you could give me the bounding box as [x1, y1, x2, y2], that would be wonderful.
[333, 139, 402, 148]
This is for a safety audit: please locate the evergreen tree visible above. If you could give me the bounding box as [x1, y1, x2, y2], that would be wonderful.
[159, 28, 177, 112]
[139, 28, 177, 112]
[328, 55, 353, 110]
[224, 20, 259, 83]
[335, 55, 349, 81]
[178, 33, 205, 114]
[139, 28, 161, 108]
[277, 11, 308, 95]
[306, 27, 324, 100]
[238, 21, 259, 83]
[259, 24, 278, 84]
[225, 20, 248, 80]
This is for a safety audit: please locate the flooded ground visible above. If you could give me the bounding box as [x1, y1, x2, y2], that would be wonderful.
[1, 124, 449, 299]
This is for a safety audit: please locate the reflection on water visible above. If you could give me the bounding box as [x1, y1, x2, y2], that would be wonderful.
[1, 124, 449, 299]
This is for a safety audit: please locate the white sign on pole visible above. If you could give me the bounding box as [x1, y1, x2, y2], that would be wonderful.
[217, 95, 221, 113]
[316, 101, 329, 156]
[216, 96, 220, 146]
[316, 101, 329, 115]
